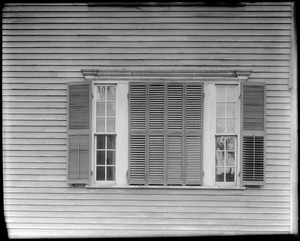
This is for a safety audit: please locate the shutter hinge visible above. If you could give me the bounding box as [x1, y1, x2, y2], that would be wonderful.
[91, 170, 93, 176]
[127, 93, 129, 99]
[203, 93, 205, 98]
[238, 171, 241, 177]
[239, 93, 241, 99]
[202, 172, 204, 177]
[91, 92, 94, 99]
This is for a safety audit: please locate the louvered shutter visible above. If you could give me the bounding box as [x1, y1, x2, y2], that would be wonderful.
[129, 82, 203, 186]
[67, 81, 92, 184]
[241, 83, 266, 186]
[185, 83, 203, 185]
[148, 83, 165, 185]
[167, 84, 184, 185]
[129, 83, 147, 185]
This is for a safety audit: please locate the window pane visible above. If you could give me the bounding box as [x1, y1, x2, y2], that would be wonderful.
[107, 102, 116, 117]
[226, 137, 235, 150]
[96, 118, 105, 132]
[216, 168, 225, 182]
[107, 166, 115, 181]
[216, 136, 225, 150]
[227, 87, 237, 102]
[96, 103, 105, 117]
[227, 103, 236, 118]
[216, 118, 225, 133]
[107, 117, 115, 132]
[107, 151, 115, 165]
[216, 86, 226, 102]
[97, 135, 105, 149]
[107, 135, 116, 149]
[226, 119, 236, 133]
[215, 151, 225, 166]
[107, 86, 116, 101]
[96, 166, 105, 181]
[96, 86, 106, 101]
[225, 167, 235, 182]
[96, 151, 105, 165]
[226, 152, 235, 166]
[216, 103, 225, 118]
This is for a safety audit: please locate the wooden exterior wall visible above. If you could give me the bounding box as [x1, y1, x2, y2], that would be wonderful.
[2, 2, 296, 238]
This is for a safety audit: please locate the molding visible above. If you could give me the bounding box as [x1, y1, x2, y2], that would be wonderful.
[234, 69, 252, 81]
[81, 68, 252, 80]
[81, 69, 100, 80]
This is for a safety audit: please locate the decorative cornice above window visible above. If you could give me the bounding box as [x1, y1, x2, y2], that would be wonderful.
[235, 70, 252, 80]
[81, 69, 252, 82]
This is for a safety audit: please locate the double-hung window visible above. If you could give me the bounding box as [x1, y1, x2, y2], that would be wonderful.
[67, 71, 265, 188]
[215, 85, 238, 185]
[95, 85, 116, 183]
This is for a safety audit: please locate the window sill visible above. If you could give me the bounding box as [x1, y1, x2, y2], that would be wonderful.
[85, 185, 246, 190]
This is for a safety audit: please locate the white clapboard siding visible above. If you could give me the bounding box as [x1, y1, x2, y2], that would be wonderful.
[2, 2, 292, 238]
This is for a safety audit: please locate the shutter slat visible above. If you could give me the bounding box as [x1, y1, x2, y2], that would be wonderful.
[167, 84, 183, 130]
[242, 83, 265, 186]
[186, 136, 202, 185]
[67, 82, 91, 185]
[148, 135, 164, 185]
[69, 85, 90, 130]
[243, 85, 265, 132]
[149, 84, 165, 131]
[242, 135, 265, 183]
[167, 136, 183, 185]
[186, 84, 203, 132]
[129, 83, 146, 131]
[129, 134, 146, 185]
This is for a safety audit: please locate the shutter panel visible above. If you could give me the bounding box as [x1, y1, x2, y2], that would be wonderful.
[129, 82, 203, 186]
[129, 83, 147, 185]
[167, 84, 184, 185]
[185, 83, 203, 185]
[242, 83, 265, 186]
[167, 136, 183, 185]
[148, 84, 165, 185]
[129, 134, 146, 185]
[149, 135, 164, 185]
[67, 82, 91, 184]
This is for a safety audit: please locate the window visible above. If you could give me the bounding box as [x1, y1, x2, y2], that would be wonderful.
[215, 85, 238, 185]
[95, 85, 116, 183]
[66, 73, 265, 188]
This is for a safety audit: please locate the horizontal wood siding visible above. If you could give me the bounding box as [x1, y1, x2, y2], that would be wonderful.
[2, 2, 292, 238]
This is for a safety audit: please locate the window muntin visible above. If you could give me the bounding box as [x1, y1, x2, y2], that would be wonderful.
[215, 85, 238, 185]
[95, 85, 116, 182]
